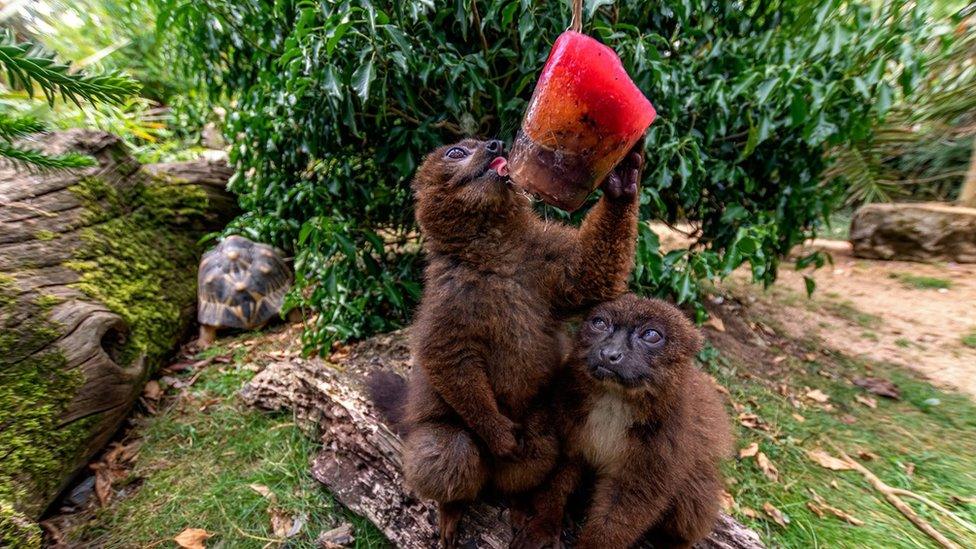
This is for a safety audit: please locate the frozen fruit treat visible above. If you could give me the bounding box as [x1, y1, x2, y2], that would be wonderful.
[509, 31, 656, 211]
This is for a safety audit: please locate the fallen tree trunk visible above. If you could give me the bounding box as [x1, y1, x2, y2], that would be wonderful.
[0, 130, 235, 543]
[240, 331, 764, 549]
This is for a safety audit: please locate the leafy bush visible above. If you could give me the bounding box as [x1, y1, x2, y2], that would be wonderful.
[829, 11, 974, 205]
[155, 0, 940, 351]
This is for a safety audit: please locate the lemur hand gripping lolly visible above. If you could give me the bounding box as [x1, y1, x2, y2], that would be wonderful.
[508, 31, 656, 211]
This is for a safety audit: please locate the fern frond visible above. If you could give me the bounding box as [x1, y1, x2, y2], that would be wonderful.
[0, 34, 140, 107]
[0, 142, 97, 170]
[0, 113, 45, 141]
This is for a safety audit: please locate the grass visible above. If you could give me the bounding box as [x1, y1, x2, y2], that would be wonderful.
[961, 331, 976, 349]
[822, 299, 883, 329]
[704, 346, 976, 548]
[889, 272, 953, 290]
[68, 338, 388, 548]
[65, 320, 976, 549]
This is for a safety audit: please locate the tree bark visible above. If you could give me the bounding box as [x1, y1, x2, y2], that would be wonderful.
[959, 136, 976, 208]
[0, 130, 235, 535]
[239, 331, 765, 549]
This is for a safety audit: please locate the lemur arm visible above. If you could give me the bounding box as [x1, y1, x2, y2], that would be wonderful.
[554, 141, 643, 313]
[576, 473, 674, 549]
[510, 460, 585, 549]
[421, 357, 518, 458]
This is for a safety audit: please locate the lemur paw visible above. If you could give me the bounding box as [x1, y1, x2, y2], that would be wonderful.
[601, 137, 645, 201]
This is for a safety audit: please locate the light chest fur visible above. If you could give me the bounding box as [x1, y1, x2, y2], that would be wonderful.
[580, 392, 633, 469]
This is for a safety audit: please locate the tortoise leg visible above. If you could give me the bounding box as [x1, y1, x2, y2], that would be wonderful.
[198, 324, 217, 347]
[286, 308, 303, 323]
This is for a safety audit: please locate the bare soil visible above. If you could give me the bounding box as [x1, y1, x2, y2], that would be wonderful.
[651, 221, 976, 398]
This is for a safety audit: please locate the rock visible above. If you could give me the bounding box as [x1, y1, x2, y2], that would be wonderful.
[0, 130, 236, 537]
[850, 202, 976, 263]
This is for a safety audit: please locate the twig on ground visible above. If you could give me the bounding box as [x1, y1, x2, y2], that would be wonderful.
[827, 441, 960, 549]
[887, 488, 976, 536]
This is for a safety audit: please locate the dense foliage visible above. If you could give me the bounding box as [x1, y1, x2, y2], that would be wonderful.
[831, 10, 975, 204]
[155, 0, 942, 351]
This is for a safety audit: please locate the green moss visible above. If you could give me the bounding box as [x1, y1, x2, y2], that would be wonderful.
[35, 293, 64, 309]
[66, 175, 209, 367]
[889, 272, 953, 290]
[0, 278, 89, 524]
[822, 299, 882, 329]
[0, 173, 213, 535]
[0, 499, 41, 549]
[34, 230, 57, 241]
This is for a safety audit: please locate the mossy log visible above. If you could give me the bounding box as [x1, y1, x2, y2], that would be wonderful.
[0, 130, 235, 542]
[240, 331, 764, 549]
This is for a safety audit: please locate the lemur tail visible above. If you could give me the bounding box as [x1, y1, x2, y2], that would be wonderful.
[366, 370, 408, 436]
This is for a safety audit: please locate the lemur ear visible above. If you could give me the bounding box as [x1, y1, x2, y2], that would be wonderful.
[412, 151, 445, 193]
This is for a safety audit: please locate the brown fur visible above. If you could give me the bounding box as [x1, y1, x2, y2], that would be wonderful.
[512, 295, 733, 549]
[397, 138, 642, 546]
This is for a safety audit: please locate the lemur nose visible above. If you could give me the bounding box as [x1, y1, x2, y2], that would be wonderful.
[600, 347, 623, 364]
[485, 140, 504, 154]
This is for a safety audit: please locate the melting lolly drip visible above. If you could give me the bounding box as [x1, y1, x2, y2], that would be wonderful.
[508, 31, 656, 211]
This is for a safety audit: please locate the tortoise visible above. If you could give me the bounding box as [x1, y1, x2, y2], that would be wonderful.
[197, 235, 293, 346]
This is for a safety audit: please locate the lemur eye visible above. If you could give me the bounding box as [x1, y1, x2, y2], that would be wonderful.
[641, 329, 664, 345]
[446, 147, 468, 159]
[591, 317, 609, 331]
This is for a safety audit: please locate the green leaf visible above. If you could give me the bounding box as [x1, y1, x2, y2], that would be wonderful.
[755, 78, 777, 104]
[876, 82, 892, 117]
[853, 77, 869, 99]
[322, 66, 342, 99]
[676, 271, 695, 304]
[0, 33, 139, 107]
[790, 90, 808, 126]
[742, 121, 760, 158]
[0, 142, 96, 170]
[803, 275, 816, 297]
[351, 58, 375, 102]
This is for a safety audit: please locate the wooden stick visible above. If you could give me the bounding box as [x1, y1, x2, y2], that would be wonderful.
[887, 488, 976, 536]
[828, 443, 960, 549]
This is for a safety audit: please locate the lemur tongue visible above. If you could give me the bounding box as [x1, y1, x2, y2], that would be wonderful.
[489, 156, 509, 177]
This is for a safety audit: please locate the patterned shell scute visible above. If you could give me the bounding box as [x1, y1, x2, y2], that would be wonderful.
[197, 235, 293, 329]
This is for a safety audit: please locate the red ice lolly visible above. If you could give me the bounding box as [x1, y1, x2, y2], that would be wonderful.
[508, 31, 656, 211]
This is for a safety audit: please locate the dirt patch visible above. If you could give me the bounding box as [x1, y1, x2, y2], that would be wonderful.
[720, 239, 976, 397]
[648, 221, 975, 397]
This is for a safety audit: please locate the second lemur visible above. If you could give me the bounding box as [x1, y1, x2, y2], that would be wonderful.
[512, 294, 732, 549]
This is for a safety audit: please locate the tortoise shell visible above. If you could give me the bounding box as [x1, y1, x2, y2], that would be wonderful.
[197, 235, 293, 330]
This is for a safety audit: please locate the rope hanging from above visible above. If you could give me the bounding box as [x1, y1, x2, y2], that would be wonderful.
[569, 0, 583, 32]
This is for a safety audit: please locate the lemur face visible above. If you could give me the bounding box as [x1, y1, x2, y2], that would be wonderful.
[412, 138, 529, 246]
[576, 294, 702, 391]
[413, 138, 511, 205]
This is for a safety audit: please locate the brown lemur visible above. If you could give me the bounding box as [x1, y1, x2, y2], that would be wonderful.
[511, 294, 733, 549]
[369, 137, 644, 547]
